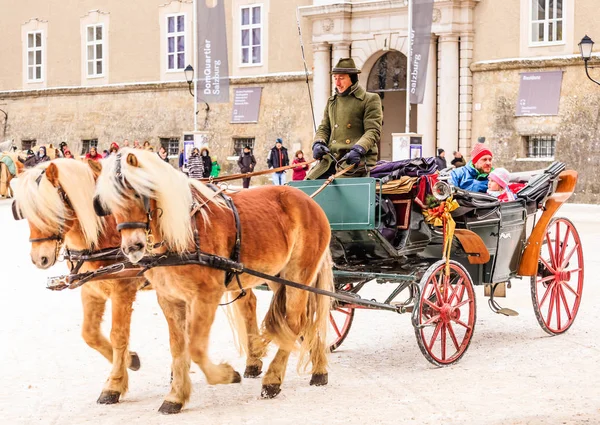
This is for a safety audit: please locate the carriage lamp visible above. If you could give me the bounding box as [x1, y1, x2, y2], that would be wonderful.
[184, 65, 194, 97]
[579, 35, 600, 86]
[432, 181, 452, 201]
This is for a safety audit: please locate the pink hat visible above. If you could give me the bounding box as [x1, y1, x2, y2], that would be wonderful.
[489, 168, 510, 189]
[471, 143, 493, 164]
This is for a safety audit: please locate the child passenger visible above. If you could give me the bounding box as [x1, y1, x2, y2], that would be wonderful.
[487, 168, 516, 202]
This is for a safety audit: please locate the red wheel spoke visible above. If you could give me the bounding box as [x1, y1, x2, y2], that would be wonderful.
[562, 282, 580, 298]
[558, 285, 573, 322]
[540, 257, 556, 275]
[538, 275, 555, 284]
[446, 278, 463, 305]
[454, 298, 472, 309]
[546, 286, 557, 326]
[329, 314, 342, 338]
[561, 244, 579, 269]
[546, 232, 558, 269]
[428, 321, 443, 350]
[446, 322, 461, 352]
[422, 314, 441, 326]
[453, 318, 472, 330]
[441, 323, 447, 360]
[334, 307, 352, 316]
[554, 221, 561, 267]
[431, 276, 443, 306]
[555, 284, 562, 330]
[538, 281, 554, 308]
[424, 299, 441, 312]
[559, 226, 571, 264]
[564, 267, 582, 274]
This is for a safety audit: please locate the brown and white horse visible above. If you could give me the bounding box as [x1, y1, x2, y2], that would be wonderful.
[94, 148, 333, 414]
[13, 159, 148, 404]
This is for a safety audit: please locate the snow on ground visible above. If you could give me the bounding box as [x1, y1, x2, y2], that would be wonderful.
[0, 199, 599, 425]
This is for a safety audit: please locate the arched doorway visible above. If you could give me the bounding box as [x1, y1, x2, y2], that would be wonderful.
[366, 50, 417, 161]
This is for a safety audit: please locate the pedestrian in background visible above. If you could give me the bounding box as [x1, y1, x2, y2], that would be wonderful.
[109, 142, 120, 155]
[122, 139, 130, 148]
[143, 141, 152, 150]
[158, 146, 169, 163]
[238, 146, 256, 189]
[133, 140, 141, 149]
[435, 148, 447, 171]
[85, 146, 102, 162]
[451, 151, 466, 168]
[210, 156, 221, 178]
[187, 147, 204, 179]
[267, 138, 289, 185]
[200, 147, 212, 178]
[178, 149, 186, 172]
[292, 150, 308, 181]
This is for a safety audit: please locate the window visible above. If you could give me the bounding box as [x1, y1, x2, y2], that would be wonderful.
[26, 31, 43, 81]
[232, 137, 255, 156]
[81, 139, 98, 155]
[526, 135, 556, 159]
[21, 139, 37, 151]
[240, 5, 262, 65]
[160, 137, 180, 156]
[167, 14, 185, 70]
[531, 0, 563, 44]
[86, 24, 104, 77]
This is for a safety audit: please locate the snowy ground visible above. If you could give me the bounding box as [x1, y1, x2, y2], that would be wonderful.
[0, 198, 599, 425]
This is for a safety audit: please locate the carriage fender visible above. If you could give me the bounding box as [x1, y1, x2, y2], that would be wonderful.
[518, 170, 578, 277]
[454, 229, 490, 265]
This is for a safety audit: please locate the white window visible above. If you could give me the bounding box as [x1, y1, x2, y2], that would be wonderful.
[26, 31, 43, 81]
[240, 5, 262, 65]
[167, 14, 185, 71]
[525, 135, 556, 159]
[531, 0, 563, 45]
[86, 24, 104, 77]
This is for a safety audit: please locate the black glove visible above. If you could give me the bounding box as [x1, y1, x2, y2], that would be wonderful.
[312, 140, 330, 160]
[341, 145, 366, 165]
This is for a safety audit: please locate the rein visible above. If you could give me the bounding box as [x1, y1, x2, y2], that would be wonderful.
[201, 159, 317, 184]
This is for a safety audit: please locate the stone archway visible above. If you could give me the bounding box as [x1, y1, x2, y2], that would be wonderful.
[363, 50, 417, 161]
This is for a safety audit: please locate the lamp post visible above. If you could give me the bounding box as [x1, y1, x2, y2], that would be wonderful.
[579, 35, 600, 86]
[183, 64, 210, 129]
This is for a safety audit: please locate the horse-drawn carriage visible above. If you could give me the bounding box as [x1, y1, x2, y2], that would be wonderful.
[290, 160, 583, 366]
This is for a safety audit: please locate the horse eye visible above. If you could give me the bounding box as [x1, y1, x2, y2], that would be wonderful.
[133, 194, 141, 199]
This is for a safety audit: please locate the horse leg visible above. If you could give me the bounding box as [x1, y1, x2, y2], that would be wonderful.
[156, 294, 190, 415]
[97, 283, 138, 404]
[81, 285, 113, 362]
[188, 294, 241, 386]
[261, 286, 310, 399]
[233, 290, 266, 378]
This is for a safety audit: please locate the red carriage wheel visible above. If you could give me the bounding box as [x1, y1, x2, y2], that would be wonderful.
[531, 217, 584, 335]
[329, 284, 355, 352]
[414, 260, 476, 367]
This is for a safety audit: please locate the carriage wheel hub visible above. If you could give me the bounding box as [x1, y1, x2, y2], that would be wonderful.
[557, 269, 571, 283]
[439, 304, 460, 323]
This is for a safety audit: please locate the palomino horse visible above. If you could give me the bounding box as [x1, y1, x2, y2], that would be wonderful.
[93, 148, 333, 414]
[13, 159, 148, 404]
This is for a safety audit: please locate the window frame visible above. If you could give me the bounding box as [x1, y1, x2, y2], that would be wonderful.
[81, 139, 99, 156]
[239, 4, 263, 67]
[85, 24, 105, 78]
[529, 0, 565, 47]
[166, 13, 186, 72]
[525, 135, 556, 159]
[232, 137, 255, 157]
[160, 137, 180, 158]
[21, 139, 37, 151]
[26, 31, 44, 82]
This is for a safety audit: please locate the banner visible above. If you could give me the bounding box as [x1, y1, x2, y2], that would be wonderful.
[196, 0, 230, 103]
[409, 0, 434, 104]
[516, 71, 563, 116]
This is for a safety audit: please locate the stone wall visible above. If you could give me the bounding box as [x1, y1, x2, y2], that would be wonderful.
[471, 57, 600, 204]
[0, 74, 315, 184]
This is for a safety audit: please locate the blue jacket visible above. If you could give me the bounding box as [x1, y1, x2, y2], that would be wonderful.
[450, 162, 489, 193]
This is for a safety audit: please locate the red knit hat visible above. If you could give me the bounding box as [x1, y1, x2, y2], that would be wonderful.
[471, 143, 492, 164]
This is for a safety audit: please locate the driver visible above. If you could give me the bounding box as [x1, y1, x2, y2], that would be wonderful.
[449, 143, 493, 193]
[307, 58, 383, 180]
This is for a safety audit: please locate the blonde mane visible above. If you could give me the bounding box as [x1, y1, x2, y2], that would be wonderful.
[15, 159, 102, 248]
[95, 148, 223, 253]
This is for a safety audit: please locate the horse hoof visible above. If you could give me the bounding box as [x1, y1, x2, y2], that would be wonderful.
[128, 352, 141, 371]
[232, 371, 242, 384]
[261, 384, 281, 399]
[97, 391, 120, 405]
[310, 373, 328, 386]
[244, 365, 262, 378]
[158, 401, 183, 415]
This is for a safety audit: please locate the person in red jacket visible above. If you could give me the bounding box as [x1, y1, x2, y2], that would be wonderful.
[85, 146, 102, 162]
[292, 150, 308, 181]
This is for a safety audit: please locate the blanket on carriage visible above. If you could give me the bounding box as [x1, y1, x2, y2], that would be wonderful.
[371, 157, 437, 183]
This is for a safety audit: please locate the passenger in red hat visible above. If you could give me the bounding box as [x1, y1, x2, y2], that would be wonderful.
[109, 142, 120, 155]
[449, 142, 493, 192]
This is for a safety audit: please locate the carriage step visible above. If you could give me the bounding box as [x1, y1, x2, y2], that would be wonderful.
[495, 307, 519, 317]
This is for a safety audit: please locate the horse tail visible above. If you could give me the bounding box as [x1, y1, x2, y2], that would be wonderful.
[298, 248, 334, 373]
[263, 282, 297, 352]
[222, 290, 250, 357]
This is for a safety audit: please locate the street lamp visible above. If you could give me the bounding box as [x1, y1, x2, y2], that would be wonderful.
[184, 64, 194, 97]
[579, 35, 600, 86]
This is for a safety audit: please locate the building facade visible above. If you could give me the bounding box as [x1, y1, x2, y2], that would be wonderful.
[1, 0, 600, 201]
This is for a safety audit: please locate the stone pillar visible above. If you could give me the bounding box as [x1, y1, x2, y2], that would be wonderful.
[417, 36, 438, 157]
[312, 42, 331, 133]
[438, 34, 459, 155]
[459, 33, 474, 156]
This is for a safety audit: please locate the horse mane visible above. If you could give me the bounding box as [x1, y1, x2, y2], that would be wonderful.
[15, 159, 102, 248]
[95, 148, 224, 253]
